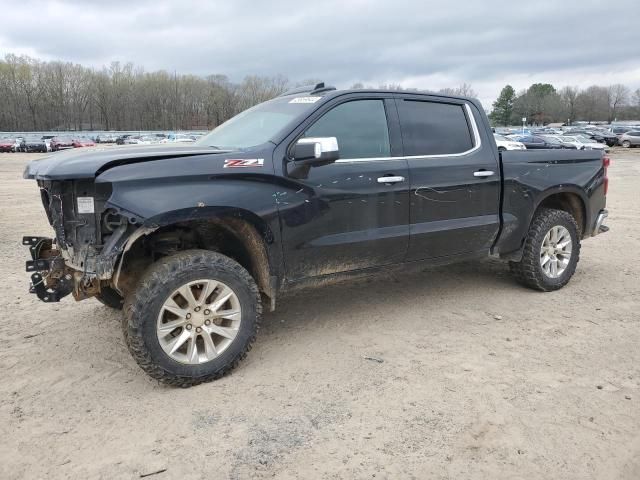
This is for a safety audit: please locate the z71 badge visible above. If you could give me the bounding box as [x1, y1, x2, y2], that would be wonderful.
[224, 159, 264, 168]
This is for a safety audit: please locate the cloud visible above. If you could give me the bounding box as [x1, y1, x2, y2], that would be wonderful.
[1, 0, 639, 108]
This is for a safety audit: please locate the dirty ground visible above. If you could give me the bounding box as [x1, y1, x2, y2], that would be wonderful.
[1, 150, 639, 479]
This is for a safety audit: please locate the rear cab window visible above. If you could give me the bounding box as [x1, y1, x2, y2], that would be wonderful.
[396, 99, 474, 156]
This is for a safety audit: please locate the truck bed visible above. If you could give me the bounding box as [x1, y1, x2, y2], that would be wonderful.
[494, 149, 606, 257]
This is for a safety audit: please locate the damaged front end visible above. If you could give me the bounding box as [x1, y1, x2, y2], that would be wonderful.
[24, 179, 142, 302]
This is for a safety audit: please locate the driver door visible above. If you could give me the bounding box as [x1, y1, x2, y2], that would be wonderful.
[275, 96, 410, 281]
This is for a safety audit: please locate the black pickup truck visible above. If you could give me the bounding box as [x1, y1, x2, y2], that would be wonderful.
[23, 83, 609, 386]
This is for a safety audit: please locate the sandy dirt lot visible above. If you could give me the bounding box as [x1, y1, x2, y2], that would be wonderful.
[1, 149, 639, 480]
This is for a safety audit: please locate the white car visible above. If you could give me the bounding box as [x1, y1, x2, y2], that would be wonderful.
[160, 134, 196, 144]
[124, 136, 154, 145]
[493, 134, 526, 151]
[561, 135, 609, 152]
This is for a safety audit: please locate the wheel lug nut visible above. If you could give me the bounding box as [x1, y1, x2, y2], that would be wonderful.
[204, 309, 210, 315]
[196, 327, 202, 333]
[186, 313, 191, 319]
[194, 307, 201, 312]
[205, 319, 211, 326]
[186, 324, 192, 330]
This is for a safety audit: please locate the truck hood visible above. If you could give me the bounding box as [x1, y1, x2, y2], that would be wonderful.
[23, 144, 227, 180]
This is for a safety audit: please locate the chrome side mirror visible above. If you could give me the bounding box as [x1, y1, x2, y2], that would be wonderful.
[292, 137, 340, 164]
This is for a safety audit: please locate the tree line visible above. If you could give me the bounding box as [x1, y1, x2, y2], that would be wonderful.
[0, 53, 483, 133]
[0, 54, 299, 132]
[489, 83, 640, 127]
[2, 53, 639, 132]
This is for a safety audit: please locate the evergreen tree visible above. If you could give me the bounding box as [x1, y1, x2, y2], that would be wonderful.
[489, 85, 515, 126]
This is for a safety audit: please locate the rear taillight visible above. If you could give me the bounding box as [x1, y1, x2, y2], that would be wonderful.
[603, 155, 610, 196]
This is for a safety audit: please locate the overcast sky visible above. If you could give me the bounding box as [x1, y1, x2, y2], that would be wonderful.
[2, 0, 639, 107]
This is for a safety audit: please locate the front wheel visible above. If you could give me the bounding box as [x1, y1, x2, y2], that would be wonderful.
[622, 140, 631, 148]
[509, 208, 581, 291]
[123, 250, 261, 387]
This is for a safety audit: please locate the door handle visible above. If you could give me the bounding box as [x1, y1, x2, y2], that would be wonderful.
[377, 176, 405, 184]
[473, 170, 495, 177]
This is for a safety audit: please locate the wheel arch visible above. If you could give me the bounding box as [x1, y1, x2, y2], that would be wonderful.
[497, 186, 588, 261]
[115, 207, 279, 310]
[533, 189, 587, 237]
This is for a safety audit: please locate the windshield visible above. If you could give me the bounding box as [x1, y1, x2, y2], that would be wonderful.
[493, 134, 508, 141]
[196, 95, 322, 149]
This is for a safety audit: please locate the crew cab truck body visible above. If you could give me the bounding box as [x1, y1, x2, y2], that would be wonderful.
[23, 84, 609, 386]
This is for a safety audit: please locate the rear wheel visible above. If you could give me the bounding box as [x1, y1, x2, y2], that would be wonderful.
[622, 140, 631, 148]
[123, 250, 261, 387]
[509, 208, 580, 291]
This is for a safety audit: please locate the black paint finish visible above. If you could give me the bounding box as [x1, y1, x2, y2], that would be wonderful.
[24, 89, 607, 298]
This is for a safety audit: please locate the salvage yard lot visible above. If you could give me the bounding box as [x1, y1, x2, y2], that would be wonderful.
[1, 150, 639, 479]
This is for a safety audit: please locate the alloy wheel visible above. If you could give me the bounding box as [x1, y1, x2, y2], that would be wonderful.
[156, 279, 242, 365]
[539, 225, 572, 278]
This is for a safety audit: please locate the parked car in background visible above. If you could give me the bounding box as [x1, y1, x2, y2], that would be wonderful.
[160, 133, 196, 144]
[609, 126, 633, 137]
[619, 131, 640, 148]
[96, 134, 117, 143]
[493, 134, 526, 151]
[116, 134, 133, 145]
[50, 137, 74, 151]
[540, 135, 578, 149]
[124, 135, 155, 145]
[72, 137, 96, 148]
[533, 127, 564, 135]
[514, 135, 574, 149]
[19, 137, 48, 153]
[559, 135, 609, 152]
[0, 138, 19, 152]
[41, 135, 54, 151]
[566, 129, 617, 147]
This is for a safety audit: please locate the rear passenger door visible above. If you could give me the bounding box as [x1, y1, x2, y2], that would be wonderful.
[395, 96, 501, 261]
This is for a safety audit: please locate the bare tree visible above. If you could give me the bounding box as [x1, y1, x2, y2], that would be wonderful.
[559, 86, 579, 124]
[439, 83, 477, 97]
[576, 86, 609, 123]
[606, 84, 630, 122]
[2, 52, 639, 132]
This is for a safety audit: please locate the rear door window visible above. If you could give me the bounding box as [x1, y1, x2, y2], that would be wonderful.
[397, 100, 474, 156]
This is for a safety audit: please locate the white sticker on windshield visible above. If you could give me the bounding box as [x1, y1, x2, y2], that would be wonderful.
[77, 197, 95, 214]
[289, 96, 322, 104]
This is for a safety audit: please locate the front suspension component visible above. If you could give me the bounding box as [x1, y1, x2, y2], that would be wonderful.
[23, 236, 73, 303]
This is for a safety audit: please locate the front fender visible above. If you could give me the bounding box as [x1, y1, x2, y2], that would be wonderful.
[103, 174, 284, 282]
